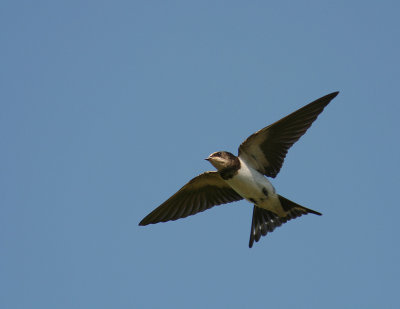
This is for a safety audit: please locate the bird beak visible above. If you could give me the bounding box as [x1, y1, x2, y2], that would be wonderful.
[205, 157, 210, 161]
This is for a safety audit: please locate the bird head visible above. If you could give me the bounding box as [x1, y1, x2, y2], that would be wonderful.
[205, 151, 237, 171]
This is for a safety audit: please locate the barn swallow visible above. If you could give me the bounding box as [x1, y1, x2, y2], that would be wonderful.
[139, 92, 339, 247]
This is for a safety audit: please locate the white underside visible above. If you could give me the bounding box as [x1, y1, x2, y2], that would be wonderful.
[225, 158, 285, 216]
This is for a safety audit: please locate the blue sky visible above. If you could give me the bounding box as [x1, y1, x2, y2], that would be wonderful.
[1, 1, 400, 308]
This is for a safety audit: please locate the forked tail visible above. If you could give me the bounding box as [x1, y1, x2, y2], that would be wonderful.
[249, 195, 321, 248]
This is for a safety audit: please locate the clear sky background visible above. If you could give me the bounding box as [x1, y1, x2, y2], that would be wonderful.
[1, 1, 400, 308]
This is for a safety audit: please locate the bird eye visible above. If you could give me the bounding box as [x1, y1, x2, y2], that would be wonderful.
[216, 152, 221, 156]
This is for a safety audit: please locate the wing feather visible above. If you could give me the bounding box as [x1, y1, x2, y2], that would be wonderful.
[139, 171, 243, 225]
[239, 92, 339, 178]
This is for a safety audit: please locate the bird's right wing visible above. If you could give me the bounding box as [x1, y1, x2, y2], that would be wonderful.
[239, 92, 339, 178]
[139, 171, 243, 226]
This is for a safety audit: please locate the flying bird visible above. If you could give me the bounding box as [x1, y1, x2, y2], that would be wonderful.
[139, 92, 339, 247]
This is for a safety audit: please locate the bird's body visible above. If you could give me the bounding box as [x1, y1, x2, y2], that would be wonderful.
[223, 157, 283, 216]
[139, 92, 339, 247]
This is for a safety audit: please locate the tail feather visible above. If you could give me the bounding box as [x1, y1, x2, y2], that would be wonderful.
[248, 195, 321, 248]
[279, 195, 322, 216]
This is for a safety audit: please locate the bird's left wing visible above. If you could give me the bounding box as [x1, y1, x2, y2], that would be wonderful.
[139, 171, 243, 226]
[238, 92, 339, 178]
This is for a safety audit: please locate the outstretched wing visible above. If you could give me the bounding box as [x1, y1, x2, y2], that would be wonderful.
[139, 171, 243, 226]
[238, 92, 339, 178]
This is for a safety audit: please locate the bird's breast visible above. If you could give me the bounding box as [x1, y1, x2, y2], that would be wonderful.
[224, 159, 276, 205]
